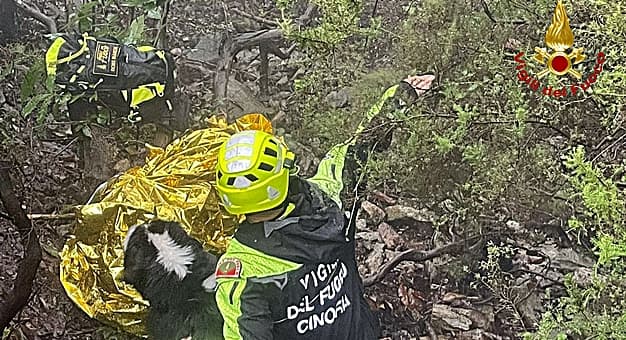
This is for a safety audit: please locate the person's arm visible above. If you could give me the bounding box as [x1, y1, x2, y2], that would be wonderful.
[306, 84, 398, 207]
[216, 279, 274, 340]
[306, 74, 435, 207]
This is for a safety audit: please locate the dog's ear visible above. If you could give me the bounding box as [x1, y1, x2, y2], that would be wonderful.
[123, 225, 151, 287]
[159, 221, 196, 245]
[146, 220, 168, 234]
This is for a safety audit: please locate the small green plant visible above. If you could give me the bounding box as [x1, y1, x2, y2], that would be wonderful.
[19, 55, 72, 125]
[468, 241, 528, 331]
[66, 0, 152, 43]
[527, 146, 626, 339]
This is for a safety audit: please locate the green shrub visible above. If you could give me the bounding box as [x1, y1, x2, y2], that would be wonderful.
[282, 0, 626, 337]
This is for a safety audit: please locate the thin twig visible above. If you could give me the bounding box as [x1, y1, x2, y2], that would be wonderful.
[480, 0, 528, 25]
[591, 131, 626, 163]
[259, 43, 269, 96]
[52, 137, 78, 158]
[154, 0, 171, 49]
[27, 213, 75, 220]
[271, 111, 286, 126]
[231, 7, 277, 26]
[481, 0, 497, 23]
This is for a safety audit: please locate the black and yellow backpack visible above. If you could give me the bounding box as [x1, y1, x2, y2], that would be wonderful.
[45, 32, 176, 123]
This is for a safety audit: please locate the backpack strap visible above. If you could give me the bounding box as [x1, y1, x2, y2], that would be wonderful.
[46, 33, 94, 76]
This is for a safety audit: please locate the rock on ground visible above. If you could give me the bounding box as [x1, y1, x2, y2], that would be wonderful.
[378, 222, 403, 249]
[361, 200, 386, 226]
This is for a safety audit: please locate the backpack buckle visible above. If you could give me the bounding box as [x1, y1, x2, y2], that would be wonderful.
[127, 111, 142, 124]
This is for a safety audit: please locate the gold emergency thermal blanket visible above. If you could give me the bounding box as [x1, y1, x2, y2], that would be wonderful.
[59, 114, 273, 335]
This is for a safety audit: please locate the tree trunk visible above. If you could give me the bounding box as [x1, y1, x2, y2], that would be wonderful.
[0, 162, 42, 332]
[0, 0, 18, 43]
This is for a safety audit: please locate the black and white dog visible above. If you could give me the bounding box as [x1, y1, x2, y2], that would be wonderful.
[123, 220, 224, 340]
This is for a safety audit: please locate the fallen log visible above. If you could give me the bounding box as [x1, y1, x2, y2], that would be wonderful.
[363, 234, 490, 286]
[213, 4, 315, 117]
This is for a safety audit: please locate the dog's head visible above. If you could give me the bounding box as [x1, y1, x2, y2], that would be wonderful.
[123, 220, 218, 302]
[123, 220, 224, 339]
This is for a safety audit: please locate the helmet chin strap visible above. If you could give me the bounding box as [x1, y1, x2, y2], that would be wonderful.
[245, 198, 295, 223]
[245, 207, 284, 223]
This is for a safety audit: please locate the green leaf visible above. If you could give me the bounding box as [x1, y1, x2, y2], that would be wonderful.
[20, 60, 45, 101]
[147, 7, 162, 20]
[22, 95, 47, 117]
[96, 111, 110, 125]
[435, 135, 454, 154]
[124, 15, 145, 44]
[45, 74, 56, 92]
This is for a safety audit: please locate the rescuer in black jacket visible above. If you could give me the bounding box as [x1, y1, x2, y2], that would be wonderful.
[213, 75, 434, 340]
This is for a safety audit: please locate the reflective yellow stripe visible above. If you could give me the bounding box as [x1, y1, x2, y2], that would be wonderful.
[136, 46, 155, 52]
[77, 65, 86, 73]
[355, 85, 399, 135]
[277, 203, 296, 220]
[127, 82, 168, 107]
[55, 34, 92, 66]
[130, 87, 156, 107]
[46, 33, 96, 76]
[307, 144, 350, 207]
[45, 37, 67, 76]
[216, 279, 245, 339]
[154, 83, 165, 96]
[215, 238, 301, 338]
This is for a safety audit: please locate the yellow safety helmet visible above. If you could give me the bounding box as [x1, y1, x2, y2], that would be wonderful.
[215, 130, 296, 215]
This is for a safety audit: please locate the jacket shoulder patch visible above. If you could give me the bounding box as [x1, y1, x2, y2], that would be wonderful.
[216, 258, 242, 278]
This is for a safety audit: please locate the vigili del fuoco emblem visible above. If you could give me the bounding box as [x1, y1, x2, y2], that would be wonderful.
[513, 0, 606, 98]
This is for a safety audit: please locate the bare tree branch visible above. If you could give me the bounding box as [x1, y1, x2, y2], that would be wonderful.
[212, 3, 318, 113]
[15, 0, 56, 33]
[363, 234, 489, 286]
[259, 43, 269, 96]
[154, 0, 170, 49]
[27, 213, 75, 220]
[231, 7, 277, 26]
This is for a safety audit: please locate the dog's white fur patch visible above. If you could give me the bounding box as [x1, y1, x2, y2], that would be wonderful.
[202, 274, 217, 292]
[147, 230, 195, 280]
[123, 224, 142, 251]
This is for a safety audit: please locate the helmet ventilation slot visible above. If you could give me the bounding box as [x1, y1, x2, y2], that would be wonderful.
[264, 147, 277, 157]
[245, 174, 258, 182]
[258, 162, 273, 171]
